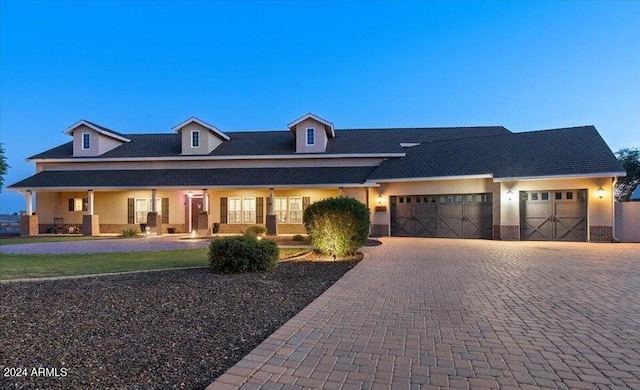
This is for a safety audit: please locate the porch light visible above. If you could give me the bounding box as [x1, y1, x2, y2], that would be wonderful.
[191, 230, 197, 239]
[507, 189, 514, 202]
[188, 191, 193, 198]
[596, 186, 605, 199]
[376, 195, 383, 204]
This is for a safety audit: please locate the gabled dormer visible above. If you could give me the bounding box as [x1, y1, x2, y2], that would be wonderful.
[173, 117, 230, 155]
[65, 120, 131, 157]
[287, 113, 335, 153]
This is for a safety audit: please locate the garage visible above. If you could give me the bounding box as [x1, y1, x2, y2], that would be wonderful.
[390, 194, 493, 239]
[520, 190, 587, 241]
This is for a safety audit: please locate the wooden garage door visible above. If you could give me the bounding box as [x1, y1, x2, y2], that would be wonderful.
[520, 190, 587, 241]
[390, 194, 492, 239]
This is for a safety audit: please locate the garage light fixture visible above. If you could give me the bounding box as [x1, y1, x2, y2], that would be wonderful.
[507, 189, 514, 202]
[376, 195, 383, 204]
[596, 186, 605, 199]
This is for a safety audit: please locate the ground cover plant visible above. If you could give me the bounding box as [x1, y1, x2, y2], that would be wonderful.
[0, 260, 359, 389]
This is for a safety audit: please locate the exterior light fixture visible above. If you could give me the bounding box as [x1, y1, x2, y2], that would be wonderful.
[191, 230, 197, 239]
[596, 186, 605, 199]
[376, 195, 383, 204]
[507, 189, 514, 202]
[188, 191, 193, 198]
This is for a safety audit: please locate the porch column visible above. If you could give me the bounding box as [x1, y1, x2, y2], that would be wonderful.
[338, 187, 344, 197]
[20, 190, 39, 236]
[196, 189, 210, 235]
[202, 189, 208, 213]
[147, 189, 162, 235]
[266, 187, 277, 236]
[83, 189, 100, 236]
[188, 191, 193, 232]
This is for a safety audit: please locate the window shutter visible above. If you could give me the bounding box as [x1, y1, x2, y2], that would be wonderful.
[127, 198, 135, 224]
[69, 198, 74, 211]
[256, 197, 264, 224]
[82, 198, 89, 212]
[161, 198, 169, 224]
[302, 197, 310, 212]
[220, 197, 228, 224]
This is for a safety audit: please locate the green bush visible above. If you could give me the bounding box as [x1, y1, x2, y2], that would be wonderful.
[208, 236, 279, 274]
[243, 225, 267, 238]
[292, 234, 306, 242]
[303, 197, 370, 256]
[121, 228, 139, 237]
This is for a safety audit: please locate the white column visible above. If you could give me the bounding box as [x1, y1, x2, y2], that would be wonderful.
[269, 188, 275, 215]
[151, 189, 157, 213]
[188, 191, 193, 232]
[203, 189, 208, 213]
[88, 190, 94, 215]
[26, 190, 33, 215]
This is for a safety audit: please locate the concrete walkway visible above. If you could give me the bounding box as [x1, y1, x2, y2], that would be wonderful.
[208, 238, 640, 390]
[0, 235, 211, 254]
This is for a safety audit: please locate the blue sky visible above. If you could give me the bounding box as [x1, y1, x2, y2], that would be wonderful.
[1, 0, 638, 213]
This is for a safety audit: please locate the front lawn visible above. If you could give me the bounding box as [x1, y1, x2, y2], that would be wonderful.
[0, 247, 311, 280]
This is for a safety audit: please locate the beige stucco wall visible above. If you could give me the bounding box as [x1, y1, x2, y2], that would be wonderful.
[71, 125, 123, 157]
[615, 202, 640, 242]
[498, 177, 614, 227]
[295, 118, 328, 153]
[179, 122, 224, 155]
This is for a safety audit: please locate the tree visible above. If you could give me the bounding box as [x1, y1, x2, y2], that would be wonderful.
[0, 143, 8, 193]
[615, 147, 640, 201]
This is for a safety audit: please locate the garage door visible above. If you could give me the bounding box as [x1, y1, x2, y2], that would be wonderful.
[520, 190, 587, 241]
[390, 194, 492, 239]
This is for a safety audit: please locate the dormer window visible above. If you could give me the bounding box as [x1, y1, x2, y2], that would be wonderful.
[82, 133, 90, 150]
[306, 128, 315, 146]
[191, 130, 200, 148]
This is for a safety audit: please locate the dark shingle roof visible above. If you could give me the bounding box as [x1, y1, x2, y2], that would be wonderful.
[369, 126, 624, 180]
[28, 126, 511, 159]
[84, 120, 130, 140]
[9, 167, 376, 189]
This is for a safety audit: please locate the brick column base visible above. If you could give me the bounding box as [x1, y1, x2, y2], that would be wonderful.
[500, 225, 519, 240]
[20, 215, 39, 236]
[590, 226, 613, 242]
[196, 213, 210, 236]
[146, 213, 163, 235]
[265, 215, 278, 236]
[370, 224, 389, 237]
[82, 215, 100, 236]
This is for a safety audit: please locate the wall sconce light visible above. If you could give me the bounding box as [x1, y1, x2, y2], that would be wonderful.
[376, 195, 383, 204]
[188, 191, 193, 198]
[596, 186, 605, 199]
[507, 189, 514, 202]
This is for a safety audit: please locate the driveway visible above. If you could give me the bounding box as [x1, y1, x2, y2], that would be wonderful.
[210, 238, 640, 389]
[0, 236, 211, 254]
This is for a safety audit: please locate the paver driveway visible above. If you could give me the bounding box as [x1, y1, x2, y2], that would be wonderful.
[210, 238, 640, 390]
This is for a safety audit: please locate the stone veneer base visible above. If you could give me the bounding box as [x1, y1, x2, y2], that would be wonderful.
[590, 226, 613, 242]
[500, 225, 520, 241]
[20, 215, 39, 236]
[82, 215, 100, 236]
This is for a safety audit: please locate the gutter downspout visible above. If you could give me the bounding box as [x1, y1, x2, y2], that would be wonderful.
[612, 176, 619, 242]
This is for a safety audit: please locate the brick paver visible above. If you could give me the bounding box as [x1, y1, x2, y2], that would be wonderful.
[207, 238, 640, 389]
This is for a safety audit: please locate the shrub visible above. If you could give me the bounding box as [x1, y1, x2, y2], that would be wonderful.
[243, 225, 267, 238]
[303, 197, 370, 256]
[292, 234, 306, 242]
[209, 236, 279, 274]
[121, 228, 139, 237]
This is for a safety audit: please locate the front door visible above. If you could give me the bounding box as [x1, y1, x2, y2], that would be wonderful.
[185, 196, 204, 232]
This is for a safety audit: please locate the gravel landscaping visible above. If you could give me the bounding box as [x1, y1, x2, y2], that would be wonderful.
[0, 260, 359, 389]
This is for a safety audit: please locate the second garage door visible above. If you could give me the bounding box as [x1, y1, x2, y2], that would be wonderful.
[390, 194, 493, 239]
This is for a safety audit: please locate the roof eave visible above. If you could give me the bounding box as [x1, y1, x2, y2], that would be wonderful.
[493, 171, 627, 182]
[172, 117, 231, 141]
[63, 120, 131, 143]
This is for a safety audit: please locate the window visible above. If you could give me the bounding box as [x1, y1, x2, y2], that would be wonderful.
[566, 192, 573, 200]
[289, 197, 303, 224]
[242, 197, 256, 224]
[306, 128, 315, 146]
[531, 193, 539, 201]
[191, 130, 200, 148]
[69, 197, 88, 212]
[274, 197, 288, 223]
[555, 192, 563, 200]
[82, 133, 90, 150]
[541, 192, 549, 201]
[134, 198, 162, 223]
[228, 198, 242, 224]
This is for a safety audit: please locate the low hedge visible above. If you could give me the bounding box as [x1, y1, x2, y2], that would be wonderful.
[208, 236, 279, 274]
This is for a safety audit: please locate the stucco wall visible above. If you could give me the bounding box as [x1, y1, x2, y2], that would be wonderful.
[179, 122, 224, 155]
[615, 202, 640, 242]
[295, 118, 328, 153]
[71, 125, 123, 157]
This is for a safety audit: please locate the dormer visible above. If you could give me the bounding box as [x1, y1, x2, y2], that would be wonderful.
[173, 117, 230, 155]
[65, 120, 130, 157]
[287, 113, 335, 153]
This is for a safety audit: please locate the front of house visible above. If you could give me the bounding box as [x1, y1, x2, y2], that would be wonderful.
[9, 113, 625, 242]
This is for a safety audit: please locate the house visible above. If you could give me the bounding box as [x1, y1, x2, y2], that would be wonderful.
[8, 113, 625, 242]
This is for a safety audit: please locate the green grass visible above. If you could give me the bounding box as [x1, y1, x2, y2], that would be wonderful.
[0, 236, 127, 246]
[0, 247, 311, 280]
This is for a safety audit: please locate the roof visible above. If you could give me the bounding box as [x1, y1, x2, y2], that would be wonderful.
[28, 126, 510, 159]
[631, 185, 640, 201]
[369, 126, 625, 181]
[287, 113, 336, 138]
[9, 167, 377, 189]
[64, 120, 131, 143]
